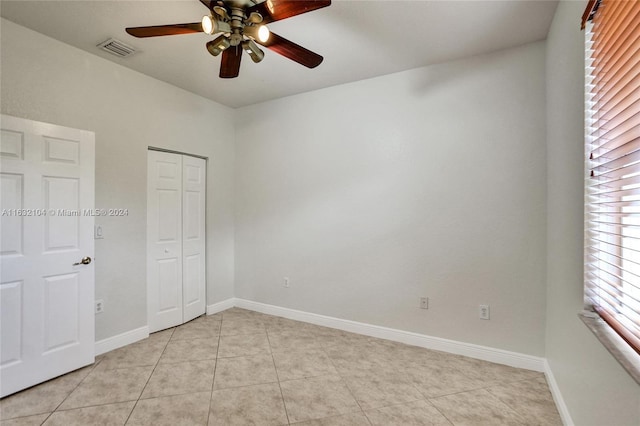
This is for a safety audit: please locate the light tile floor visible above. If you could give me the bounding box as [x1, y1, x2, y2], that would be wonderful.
[0, 308, 562, 425]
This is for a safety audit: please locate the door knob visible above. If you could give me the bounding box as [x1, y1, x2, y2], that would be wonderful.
[73, 256, 92, 266]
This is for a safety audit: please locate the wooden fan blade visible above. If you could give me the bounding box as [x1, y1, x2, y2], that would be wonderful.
[258, 32, 323, 68]
[199, 0, 217, 11]
[220, 46, 242, 78]
[126, 23, 203, 38]
[246, 0, 331, 24]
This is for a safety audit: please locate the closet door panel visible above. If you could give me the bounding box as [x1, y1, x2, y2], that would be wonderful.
[147, 151, 183, 332]
[182, 156, 206, 322]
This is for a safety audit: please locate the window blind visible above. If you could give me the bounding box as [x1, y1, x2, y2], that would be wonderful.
[585, 0, 640, 355]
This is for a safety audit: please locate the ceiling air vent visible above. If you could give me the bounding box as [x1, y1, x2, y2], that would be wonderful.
[97, 38, 137, 58]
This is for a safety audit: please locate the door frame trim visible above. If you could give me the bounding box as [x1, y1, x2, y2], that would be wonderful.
[147, 146, 207, 160]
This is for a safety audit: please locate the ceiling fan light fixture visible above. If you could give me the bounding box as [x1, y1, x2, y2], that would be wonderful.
[202, 15, 231, 35]
[242, 39, 264, 63]
[243, 24, 270, 43]
[258, 25, 270, 43]
[213, 5, 229, 20]
[247, 12, 263, 24]
[201, 15, 214, 34]
[206, 35, 230, 56]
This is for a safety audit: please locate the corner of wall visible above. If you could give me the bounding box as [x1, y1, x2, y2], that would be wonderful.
[544, 1, 640, 425]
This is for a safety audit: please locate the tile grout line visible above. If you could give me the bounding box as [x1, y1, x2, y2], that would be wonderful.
[321, 333, 448, 423]
[206, 314, 223, 426]
[319, 338, 371, 423]
[352, 344, 451, 424]
[400, 367, 443, 411]
[265, 326, 292, 425]
[38, 350, 107, 424]
[123, 326, 175, 425]
[425, 398, 456, 426]
[424, 382, 519, 400]
[482, 385, 533, 422]
[375, 342, 439, 417]
[205, 379, 281, 392]
[428, 388, 524, 425]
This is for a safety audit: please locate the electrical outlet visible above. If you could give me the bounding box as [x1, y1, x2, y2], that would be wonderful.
[420, 297, 429, 309]
[95, 300, 104, 314]
[283, 277, 290, 288]
[479, 304, 490, 320]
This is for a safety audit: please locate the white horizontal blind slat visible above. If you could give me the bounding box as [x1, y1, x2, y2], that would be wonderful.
[585, 0, 640, 354]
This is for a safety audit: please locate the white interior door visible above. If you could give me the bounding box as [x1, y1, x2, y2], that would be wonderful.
[0, 114, 95, 398]
[147, 150, 206, 332]
[181, 155, 206, 323]
[147, 151, 183, 332]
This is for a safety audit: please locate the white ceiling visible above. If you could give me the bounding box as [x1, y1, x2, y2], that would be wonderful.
[1, 0, 558, 108]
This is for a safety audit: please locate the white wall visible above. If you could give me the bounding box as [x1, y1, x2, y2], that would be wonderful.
[545, 2, 640, 424]
[235, 42, 547, 356]
[0, 19, 236, 341]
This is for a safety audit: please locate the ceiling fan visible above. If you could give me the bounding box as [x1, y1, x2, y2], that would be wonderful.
[126, 0, 331, 78]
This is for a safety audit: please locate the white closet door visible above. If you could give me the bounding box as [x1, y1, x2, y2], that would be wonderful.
[181, 156, 206, 323]
[147, 151, 183, 332]
[0, 115, 95, 397]
[147, 151, 206, 332]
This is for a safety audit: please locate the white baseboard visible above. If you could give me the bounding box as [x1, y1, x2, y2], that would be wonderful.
[94, 300, 235, 356]
[235, 298, 546, 372]
[544, 360, 574, 426]
[206, 298, 236, 315]
[94, 326, 149, 356]
[95, 299, 546, 373]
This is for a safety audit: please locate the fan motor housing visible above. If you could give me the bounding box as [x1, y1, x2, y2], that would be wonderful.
[225, 0, 257, 8]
